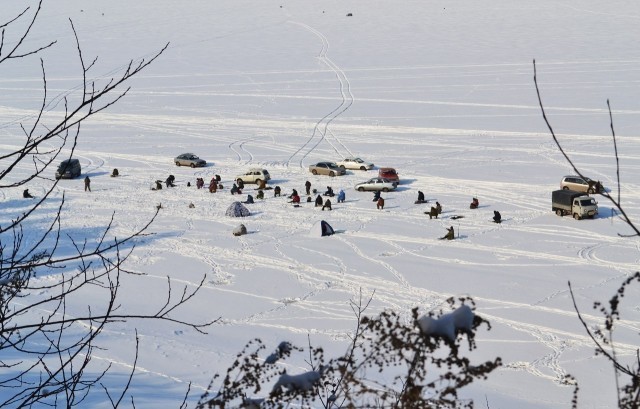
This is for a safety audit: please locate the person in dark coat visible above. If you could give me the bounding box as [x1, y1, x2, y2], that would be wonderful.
[289, 189, 298, 198]
[305, 180, 311, 195]
[315, 195, 323, 207]
[196, 178, 204, 189]
[236, 179, 244, 190]
[324, 186, 334, 197]
[209, 179, 217, 193]
[377, 197, 385, 210]
[84, 176, 91, 192]
[23, 189, 34, 198]
[322, 198, 332, 211]
[111, 168, 119, 177]
[165, 175, 175, 188]
[436, 201, 442, 214]
[441, 226, 455, 240]
[243, 194, 254, 204]
[493, 210, 502, 223]
[154, 180, 163, 190]
[372, 190, 381, 202]
[470, 197, 479, 209]
[256, 190, 264, 200]
[337, 189, 345, 203]
[416, 191, 425, 203]
[231, 183, 241, 195]
[274, 186, 281, 197]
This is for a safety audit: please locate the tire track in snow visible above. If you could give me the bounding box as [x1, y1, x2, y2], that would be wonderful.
[285, 21, 354, 168]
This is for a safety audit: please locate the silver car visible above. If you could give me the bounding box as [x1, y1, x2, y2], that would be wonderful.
[308, 161, 346, 177]
[560, 175, 603, 194]
[354, 177, 398, 192]
[175, 153, 206, 168]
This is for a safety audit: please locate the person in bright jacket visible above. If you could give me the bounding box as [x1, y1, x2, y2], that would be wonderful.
[337, 189, 345, 203]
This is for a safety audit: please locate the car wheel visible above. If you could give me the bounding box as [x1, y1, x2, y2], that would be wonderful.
[556, 209, 563, 216]
[562, 186, 569, 190]
[340, 165, 346, 170]
[587, 187, 595, 194]
[312, 169, 318, 175]
[176, 162, 181, 166]
[255, 179, 261, 185]
[382, 188, 389, 192]
[360, 166, 366, 171]
[329, 171, 335, 177]
[190, 163, 196, 168]
[358, 187, 365, 192]
[237, 179, 243, 185]
[573, 213, 581, 220]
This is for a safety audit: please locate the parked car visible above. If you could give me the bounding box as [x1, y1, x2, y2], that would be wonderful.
[308, 162, 346, 177]
[55, 158, 82, 179]
[354, 177, 398, 192]
[337, 157, 374, 171]
[175, 153, 206, 168]
[378, 167, 399, 182]
[560, 175, 603, 194]
[236, 168, 271, 184]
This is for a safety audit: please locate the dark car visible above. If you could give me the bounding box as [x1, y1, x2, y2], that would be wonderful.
[55, 159, 82, 179]
[174, 153, 206, 168]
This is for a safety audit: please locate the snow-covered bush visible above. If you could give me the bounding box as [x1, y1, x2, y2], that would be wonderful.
[197, 296, 501, 408]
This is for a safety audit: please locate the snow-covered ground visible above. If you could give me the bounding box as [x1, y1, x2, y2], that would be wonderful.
[1, 1, 640, 407]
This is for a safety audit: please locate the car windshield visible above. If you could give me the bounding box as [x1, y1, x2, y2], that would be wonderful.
[580, 199, 596, 206]
[354, 158, 363, 163]
[327, 163, 339, 169]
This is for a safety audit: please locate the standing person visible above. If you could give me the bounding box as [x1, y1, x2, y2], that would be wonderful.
[274, 186, 281, 197]
[435, 201, 442, 215]
[377, 197, 385, 210]
[84, 176, 91, 192]
[305, 180, 311, 196]
[337, 189, 345, 203]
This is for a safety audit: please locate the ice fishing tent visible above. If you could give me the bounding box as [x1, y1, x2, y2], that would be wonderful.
[309, 220, 334, 237]
[225, 201, 251, 217]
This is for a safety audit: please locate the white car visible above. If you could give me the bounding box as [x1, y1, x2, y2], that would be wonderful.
[235, 168, 271, 184]
[354, 177, 398, 192]
[337, 157, 374, 171]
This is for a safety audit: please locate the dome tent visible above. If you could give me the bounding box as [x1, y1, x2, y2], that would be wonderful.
[225, 201, 251, 217]
[309, 220, 334, 237]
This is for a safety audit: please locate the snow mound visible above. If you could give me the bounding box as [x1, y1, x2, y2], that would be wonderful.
[417, 305, 474, 342]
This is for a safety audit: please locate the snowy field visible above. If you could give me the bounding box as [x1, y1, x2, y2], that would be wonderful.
[1, 1, 640, 407]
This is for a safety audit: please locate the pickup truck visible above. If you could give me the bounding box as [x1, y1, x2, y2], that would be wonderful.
[552, 189, 598, 220]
